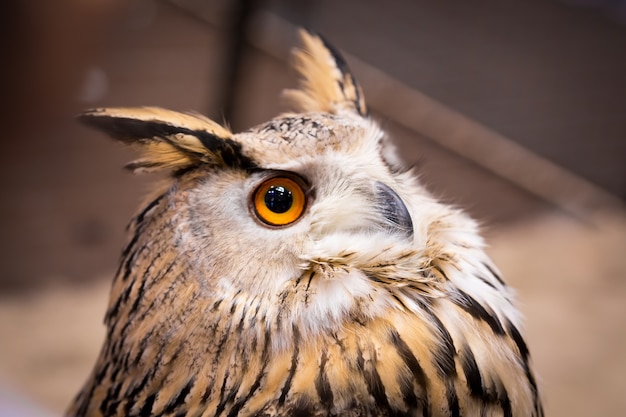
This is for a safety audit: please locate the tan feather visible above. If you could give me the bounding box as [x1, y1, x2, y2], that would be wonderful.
[81, 107, 232, 137]
[283, 30, 368, 116]
[78, 107, 256, 172]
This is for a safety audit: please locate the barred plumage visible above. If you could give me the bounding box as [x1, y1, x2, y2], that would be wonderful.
[67, 30, 543, 417]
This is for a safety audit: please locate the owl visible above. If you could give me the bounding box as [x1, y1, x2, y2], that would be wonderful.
[67, 30, 543, 417]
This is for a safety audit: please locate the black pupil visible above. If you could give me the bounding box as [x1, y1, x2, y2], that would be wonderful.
[265, 185, 293, 213]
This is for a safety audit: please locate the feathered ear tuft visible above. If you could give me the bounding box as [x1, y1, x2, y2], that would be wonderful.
[282, 30, 368, 117]
[79, 107, 256, 173]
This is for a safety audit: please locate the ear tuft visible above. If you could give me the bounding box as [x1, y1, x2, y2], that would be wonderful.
[282, 30, 368, 117]
[79, 107, 255, 173]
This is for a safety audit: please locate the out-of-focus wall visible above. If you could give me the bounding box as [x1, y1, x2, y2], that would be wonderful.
[0, 1, 624, 416]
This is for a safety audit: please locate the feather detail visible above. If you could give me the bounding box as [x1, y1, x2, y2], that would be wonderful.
[282, 30, 368, 117]
[79, 107, 257, 172]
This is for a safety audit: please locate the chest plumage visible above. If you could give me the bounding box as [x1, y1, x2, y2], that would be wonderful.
[67, 30, 543, 417]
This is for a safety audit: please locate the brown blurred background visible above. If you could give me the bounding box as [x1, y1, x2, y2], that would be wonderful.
[0, 0, 625, 416]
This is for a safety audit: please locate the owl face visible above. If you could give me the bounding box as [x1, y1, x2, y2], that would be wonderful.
[158, 110, 431, 343]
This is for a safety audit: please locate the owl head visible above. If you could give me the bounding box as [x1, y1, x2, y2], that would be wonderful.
[71, 30, 542, 417]
[82, 30, 485, 347]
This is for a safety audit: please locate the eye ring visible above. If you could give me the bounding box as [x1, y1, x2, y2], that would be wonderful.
[250, 174, 308, 227]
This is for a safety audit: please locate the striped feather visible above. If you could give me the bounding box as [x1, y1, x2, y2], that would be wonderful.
[79, 107, 256, 172]
[283, 30, 368, 117]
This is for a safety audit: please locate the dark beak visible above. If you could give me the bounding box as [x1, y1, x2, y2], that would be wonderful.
[374, 182, 414, 238]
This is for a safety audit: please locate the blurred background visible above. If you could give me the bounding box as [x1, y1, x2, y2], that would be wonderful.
[0, 0, 625, 415]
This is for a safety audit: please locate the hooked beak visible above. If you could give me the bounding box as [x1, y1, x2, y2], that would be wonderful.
[374, 182, 413, 238]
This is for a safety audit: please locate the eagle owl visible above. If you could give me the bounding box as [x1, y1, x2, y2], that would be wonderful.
[67, 31, 543, 417]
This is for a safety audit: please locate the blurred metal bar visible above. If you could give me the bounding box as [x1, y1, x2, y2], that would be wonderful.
[220, 0, 262, 128]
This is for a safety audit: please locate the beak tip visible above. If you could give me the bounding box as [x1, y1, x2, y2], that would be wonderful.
[374, 182, 414, 238]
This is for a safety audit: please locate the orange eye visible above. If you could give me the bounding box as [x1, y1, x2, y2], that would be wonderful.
[252, 176, 307, 226]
